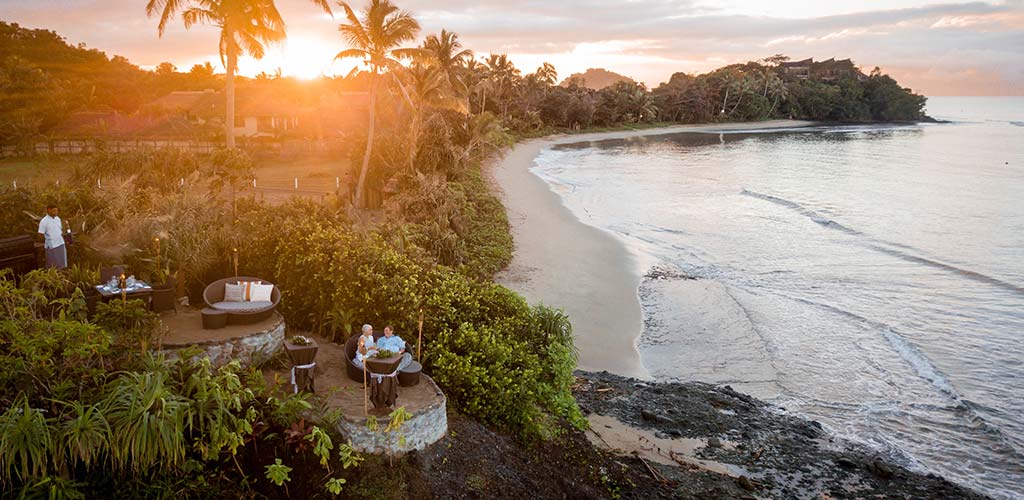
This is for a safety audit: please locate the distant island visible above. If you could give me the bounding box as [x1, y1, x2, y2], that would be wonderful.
[561, 67, 635, 90]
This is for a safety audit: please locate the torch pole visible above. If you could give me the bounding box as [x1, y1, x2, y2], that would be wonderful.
[417, 308, 424, 363]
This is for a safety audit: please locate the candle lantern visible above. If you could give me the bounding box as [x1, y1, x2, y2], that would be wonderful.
[119, 273, 127, 304]
[232, 248, 239, 277]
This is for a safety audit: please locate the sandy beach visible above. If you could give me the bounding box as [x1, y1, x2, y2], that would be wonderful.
[491, 120, 814, 379]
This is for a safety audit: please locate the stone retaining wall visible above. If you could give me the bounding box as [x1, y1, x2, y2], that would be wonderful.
[159, 313, 285, 368]
[336, 375, 448, 455]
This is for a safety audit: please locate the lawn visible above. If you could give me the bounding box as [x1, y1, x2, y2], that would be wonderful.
[1, 155, 353, 203]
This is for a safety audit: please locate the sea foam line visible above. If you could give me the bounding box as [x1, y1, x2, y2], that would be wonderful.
[740, 189, 1024, 295]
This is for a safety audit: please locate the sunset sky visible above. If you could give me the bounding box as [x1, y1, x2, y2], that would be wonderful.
[1, 0, 1022, 95]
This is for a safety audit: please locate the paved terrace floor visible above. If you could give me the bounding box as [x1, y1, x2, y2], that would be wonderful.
[159, 311, 443, 418]
[263, 334, 444, 418]
[159, 308, 283, 347]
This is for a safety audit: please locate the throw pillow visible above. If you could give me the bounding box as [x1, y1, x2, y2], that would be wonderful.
[250, 283, 274, 302]
[224, 283, 245, 302]
[237, 280, 262, 301]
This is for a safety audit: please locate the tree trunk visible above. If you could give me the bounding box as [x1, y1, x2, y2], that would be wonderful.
[720, 88, 730, 114]
[730, 93, 744, 116]
[225, 45, 236, 149]
[408, 112, 420, 173]
[354, 74, 378, 209]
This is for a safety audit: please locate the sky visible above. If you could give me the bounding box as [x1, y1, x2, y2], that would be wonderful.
[1, 0, 1022, 95]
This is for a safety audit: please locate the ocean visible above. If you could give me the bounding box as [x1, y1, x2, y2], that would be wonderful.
[530, 97, 1024, 499]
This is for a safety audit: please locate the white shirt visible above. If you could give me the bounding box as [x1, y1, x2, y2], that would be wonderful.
[37, 215, 64, 249]
[355, 335, 377, 362]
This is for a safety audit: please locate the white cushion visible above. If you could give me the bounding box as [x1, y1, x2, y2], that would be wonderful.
[238, 280, 262, 300]
[212, 301, 273, 313]
[224, 283, 245, 302]
[250, 283, 274, 302]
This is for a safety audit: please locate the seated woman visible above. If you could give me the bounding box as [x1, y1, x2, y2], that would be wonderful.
[352, 324, 378, 369]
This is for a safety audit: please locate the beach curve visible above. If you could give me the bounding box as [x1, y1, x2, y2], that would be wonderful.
[490, 120, 814, 379]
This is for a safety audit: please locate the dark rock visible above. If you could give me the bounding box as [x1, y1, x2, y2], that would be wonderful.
[868, 459, 895, 479]
[836, 457, 857, 469]
[640, 409, 658, 422]
[737, 475, 757, 491]
[707, 437, 722, 448]
[634, 382, 649, 389]
[667, 429, 683, 438]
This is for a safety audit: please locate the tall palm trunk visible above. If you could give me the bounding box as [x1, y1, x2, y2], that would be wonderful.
[225, 44, 237, 149]
[354, 74, 378, 208]
[407, 111, 420, 173]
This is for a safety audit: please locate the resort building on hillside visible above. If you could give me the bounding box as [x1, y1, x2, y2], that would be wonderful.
[779, 58, 812, 79]
[778, 58, 867, 82]
[146, 89, 221, 123]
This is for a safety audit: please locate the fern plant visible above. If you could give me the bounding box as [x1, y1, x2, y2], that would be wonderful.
[0, 396, 53, 482]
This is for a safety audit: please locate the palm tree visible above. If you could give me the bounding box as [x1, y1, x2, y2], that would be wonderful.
[484, 54, 521, 119]
[422, 29, 473, 95]
[146, 0, 287, 149]
[404, 64, 466, 171]
[534, 62, 557, 86]
[334, 0, 423, 208]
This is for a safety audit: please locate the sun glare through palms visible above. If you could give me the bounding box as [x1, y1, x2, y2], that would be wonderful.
[275, 35, 336, 79]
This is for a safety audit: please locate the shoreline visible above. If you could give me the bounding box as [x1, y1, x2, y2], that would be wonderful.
[491, 119, 815, 379]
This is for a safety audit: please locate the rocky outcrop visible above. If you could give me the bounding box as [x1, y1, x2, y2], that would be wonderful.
[336, 375, 448, 455]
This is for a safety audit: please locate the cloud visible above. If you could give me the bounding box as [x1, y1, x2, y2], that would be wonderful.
[0, 0, 1021, 94]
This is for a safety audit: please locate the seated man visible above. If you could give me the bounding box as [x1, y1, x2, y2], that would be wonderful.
[376, 325, 412, 371]
[352, 324, 378, 369]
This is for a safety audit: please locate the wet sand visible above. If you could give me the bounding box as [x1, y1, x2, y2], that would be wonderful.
[491, 120, 813, 379]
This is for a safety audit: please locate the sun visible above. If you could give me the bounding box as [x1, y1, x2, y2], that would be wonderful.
[277, 36, 335, 79]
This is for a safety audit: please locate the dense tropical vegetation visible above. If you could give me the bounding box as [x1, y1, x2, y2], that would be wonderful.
[1, 11, 929, 155]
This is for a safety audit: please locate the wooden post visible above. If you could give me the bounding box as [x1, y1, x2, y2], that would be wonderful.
[363, 357, 369, 416]
[119, 273, 126, 304]
[417, 308, 424, 363]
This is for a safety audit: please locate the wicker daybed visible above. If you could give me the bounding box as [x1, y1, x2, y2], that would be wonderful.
[203, 276, 281, 325]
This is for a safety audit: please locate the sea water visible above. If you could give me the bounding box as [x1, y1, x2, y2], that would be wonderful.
[531, 97, 1024, 499]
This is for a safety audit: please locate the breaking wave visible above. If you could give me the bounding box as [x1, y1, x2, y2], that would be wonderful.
[741, 189, 1024, 295]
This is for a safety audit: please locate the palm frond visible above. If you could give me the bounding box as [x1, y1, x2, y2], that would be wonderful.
[181, 7, 218, 30]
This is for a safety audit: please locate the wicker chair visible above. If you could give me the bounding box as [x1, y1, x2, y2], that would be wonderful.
[202, 276, 280, 325]
[345, 332, 381, 382]
[344, 332, 421, 383]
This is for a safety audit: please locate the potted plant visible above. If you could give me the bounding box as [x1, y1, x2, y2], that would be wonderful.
[149, 260, 177, 313]
[66, 264, 101, 317]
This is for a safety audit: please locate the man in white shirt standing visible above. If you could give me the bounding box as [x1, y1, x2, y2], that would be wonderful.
[37, 204, 67, 269]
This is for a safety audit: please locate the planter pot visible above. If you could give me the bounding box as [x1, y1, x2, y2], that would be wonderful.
[151, 287, 176, 312]
[83, 289, 100, 318]
[365, 355, 402, 375]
